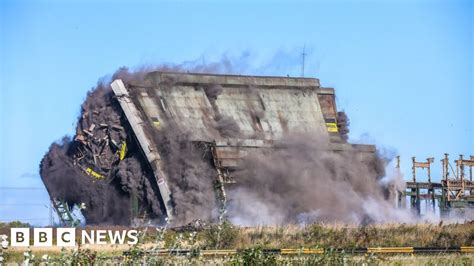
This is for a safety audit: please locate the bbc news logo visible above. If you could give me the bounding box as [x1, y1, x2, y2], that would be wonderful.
[7, 228, 139, 247]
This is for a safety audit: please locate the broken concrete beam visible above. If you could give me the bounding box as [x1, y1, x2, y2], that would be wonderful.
[83, 129, 93, 137]
[111, 79, 174, 220]
[111, 124, 124, 131]
[75, 134, 86, 143]
[110, 139, 120, 150]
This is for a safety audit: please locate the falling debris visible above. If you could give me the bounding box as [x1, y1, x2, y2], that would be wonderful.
[40, 68, 404, 226]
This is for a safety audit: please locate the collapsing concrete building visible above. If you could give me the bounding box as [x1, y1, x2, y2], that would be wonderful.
[41, 71, 389, 226]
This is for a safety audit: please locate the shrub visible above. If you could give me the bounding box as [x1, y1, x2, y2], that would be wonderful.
[203, 220, 239, 249]
[233, 246, 277, 266]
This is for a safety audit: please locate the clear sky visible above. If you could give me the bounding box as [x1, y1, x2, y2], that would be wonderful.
[0, 0, 472, 225]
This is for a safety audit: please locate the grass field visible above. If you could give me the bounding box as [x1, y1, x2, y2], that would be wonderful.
[1, 221, 473, 264]
[2, 248, 473, 265]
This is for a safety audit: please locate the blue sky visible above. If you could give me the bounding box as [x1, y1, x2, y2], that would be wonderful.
[0, 0, 472, 225]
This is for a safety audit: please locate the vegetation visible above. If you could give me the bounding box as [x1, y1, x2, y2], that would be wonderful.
[3, 247, 473, 265]
[0, 221, 472, 264]
[0, 220, 31, 232]
[160, 221, 474, 249]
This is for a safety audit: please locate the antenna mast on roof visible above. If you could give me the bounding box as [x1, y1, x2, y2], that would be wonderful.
[301, 45, 307, 77]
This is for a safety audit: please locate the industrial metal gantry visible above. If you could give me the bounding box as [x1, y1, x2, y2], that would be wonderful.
[398, 154, 474, 216]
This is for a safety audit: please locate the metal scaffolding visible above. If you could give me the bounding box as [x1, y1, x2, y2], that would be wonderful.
[398, 153, 474, 217]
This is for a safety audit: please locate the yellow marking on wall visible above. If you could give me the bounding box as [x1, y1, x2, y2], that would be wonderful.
[326, 122, 338, 133]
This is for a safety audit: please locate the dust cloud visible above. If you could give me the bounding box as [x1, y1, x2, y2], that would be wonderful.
[227, 134, 410, 225]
